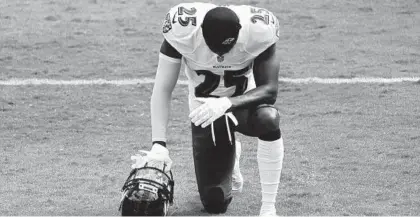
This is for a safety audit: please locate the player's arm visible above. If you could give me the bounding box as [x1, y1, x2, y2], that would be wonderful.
[228, 43, 279, 109]
[150, 40, 182, 147]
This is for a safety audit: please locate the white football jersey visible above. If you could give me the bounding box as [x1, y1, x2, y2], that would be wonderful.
[162, 2, 280, 109]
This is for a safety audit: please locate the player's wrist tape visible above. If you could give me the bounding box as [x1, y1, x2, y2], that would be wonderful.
[152, 141, 167, 147]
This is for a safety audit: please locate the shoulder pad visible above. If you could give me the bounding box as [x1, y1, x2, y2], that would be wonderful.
[240, 6, 280, 56]
[162, 3, 216, 54]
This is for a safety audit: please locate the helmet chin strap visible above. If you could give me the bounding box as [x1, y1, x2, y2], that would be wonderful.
[163, 201, 168, 216]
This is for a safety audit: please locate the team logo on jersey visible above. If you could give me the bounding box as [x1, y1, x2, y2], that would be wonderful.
[162, 13, 172, 33]
[222, 38, 235, 45]
[217, 55, 224, 62]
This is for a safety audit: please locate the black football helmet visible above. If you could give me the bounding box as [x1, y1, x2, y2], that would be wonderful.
[119, 164, 174, 216]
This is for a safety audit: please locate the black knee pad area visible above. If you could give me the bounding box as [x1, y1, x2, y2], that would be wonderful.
[259, 128, 281, 141]
[248, 105, 280, 136]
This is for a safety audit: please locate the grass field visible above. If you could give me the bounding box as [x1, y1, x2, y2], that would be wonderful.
[1, 0, 420, 215]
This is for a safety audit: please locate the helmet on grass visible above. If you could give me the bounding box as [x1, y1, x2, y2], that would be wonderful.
[119, 164, 174, 216]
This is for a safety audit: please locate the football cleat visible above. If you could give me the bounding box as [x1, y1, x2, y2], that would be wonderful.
[119, 163, 174, 216]
[232, 141, 243, 192]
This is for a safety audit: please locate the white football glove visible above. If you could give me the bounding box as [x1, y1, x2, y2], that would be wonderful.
[189, 97, 232, 128]
[131, 144, 172, 172]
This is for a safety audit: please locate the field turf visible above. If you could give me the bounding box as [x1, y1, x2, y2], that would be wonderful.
[1, 0, 419, 215]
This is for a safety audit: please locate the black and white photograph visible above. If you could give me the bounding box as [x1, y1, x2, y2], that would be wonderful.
[1, 0, 419, 216]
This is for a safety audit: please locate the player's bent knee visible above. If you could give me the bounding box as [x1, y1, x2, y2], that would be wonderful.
[249, 105, 280, 132]
[201, 187, 232, 214]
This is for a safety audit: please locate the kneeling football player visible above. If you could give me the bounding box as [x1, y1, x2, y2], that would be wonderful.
[126, 2, 285, 216]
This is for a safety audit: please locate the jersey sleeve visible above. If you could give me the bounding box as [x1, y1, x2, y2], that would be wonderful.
[244, 7, 280, 56]
[162, 3, 214, 54]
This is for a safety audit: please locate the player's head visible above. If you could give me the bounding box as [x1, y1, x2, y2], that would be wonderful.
[202, 7, 242, 56]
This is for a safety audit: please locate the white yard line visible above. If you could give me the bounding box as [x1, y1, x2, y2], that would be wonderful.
[0, 77, 419, 86]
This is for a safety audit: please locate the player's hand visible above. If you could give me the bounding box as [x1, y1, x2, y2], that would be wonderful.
[131, 144, 172, 171]
[189, 97, 232, 128]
